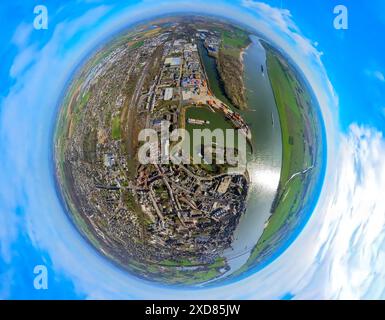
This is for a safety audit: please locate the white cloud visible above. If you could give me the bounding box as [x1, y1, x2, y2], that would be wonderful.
[319, 125, 385, 299]
[242, 0, 297, 33]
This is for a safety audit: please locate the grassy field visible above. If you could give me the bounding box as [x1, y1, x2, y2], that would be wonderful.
[111, 115, 121, 140]
[131, 40, 145, 49]
[152, 256, 227, 285]
[265, 46, 317, 225]
[221, 29, 250, 57]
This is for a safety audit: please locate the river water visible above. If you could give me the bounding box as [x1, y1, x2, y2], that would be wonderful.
[199, 35, 282, 276]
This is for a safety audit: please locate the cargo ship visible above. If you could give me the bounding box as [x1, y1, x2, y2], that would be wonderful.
[187, 118, 210, 125]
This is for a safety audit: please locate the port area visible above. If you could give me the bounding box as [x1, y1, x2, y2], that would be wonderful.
[131, 25, 252, 262]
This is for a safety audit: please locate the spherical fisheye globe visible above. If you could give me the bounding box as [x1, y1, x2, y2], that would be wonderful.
[54, 15, 326, 286]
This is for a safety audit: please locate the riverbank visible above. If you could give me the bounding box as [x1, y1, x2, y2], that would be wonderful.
[228, 41, 325, 278]
[209, 36, 282, 282]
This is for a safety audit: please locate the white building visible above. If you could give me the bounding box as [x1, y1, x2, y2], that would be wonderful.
[164, 88, 173, 101]
[164, 57, 181, 67]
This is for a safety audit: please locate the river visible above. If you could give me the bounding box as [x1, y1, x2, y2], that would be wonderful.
[199, 35, 282, 277]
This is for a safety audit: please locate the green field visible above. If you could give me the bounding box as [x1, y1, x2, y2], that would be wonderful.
[153, 256, 227, 285]
[111, 115, 121, 140]
[131, 40, 145, 49]
[222, 29, 250, 48]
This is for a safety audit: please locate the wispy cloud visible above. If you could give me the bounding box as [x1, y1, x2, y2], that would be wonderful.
[365, 69, 385, 83]
[11, 22, 33, 48]
[316, 124, 385, 299]
[374, 71, 385, 82]
[242, 1, 297, 33]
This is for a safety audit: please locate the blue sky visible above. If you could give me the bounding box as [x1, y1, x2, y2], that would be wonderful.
[1, 0, 385, 299]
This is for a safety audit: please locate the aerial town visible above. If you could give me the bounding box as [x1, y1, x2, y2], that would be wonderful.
[56, 17, 253, 283]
